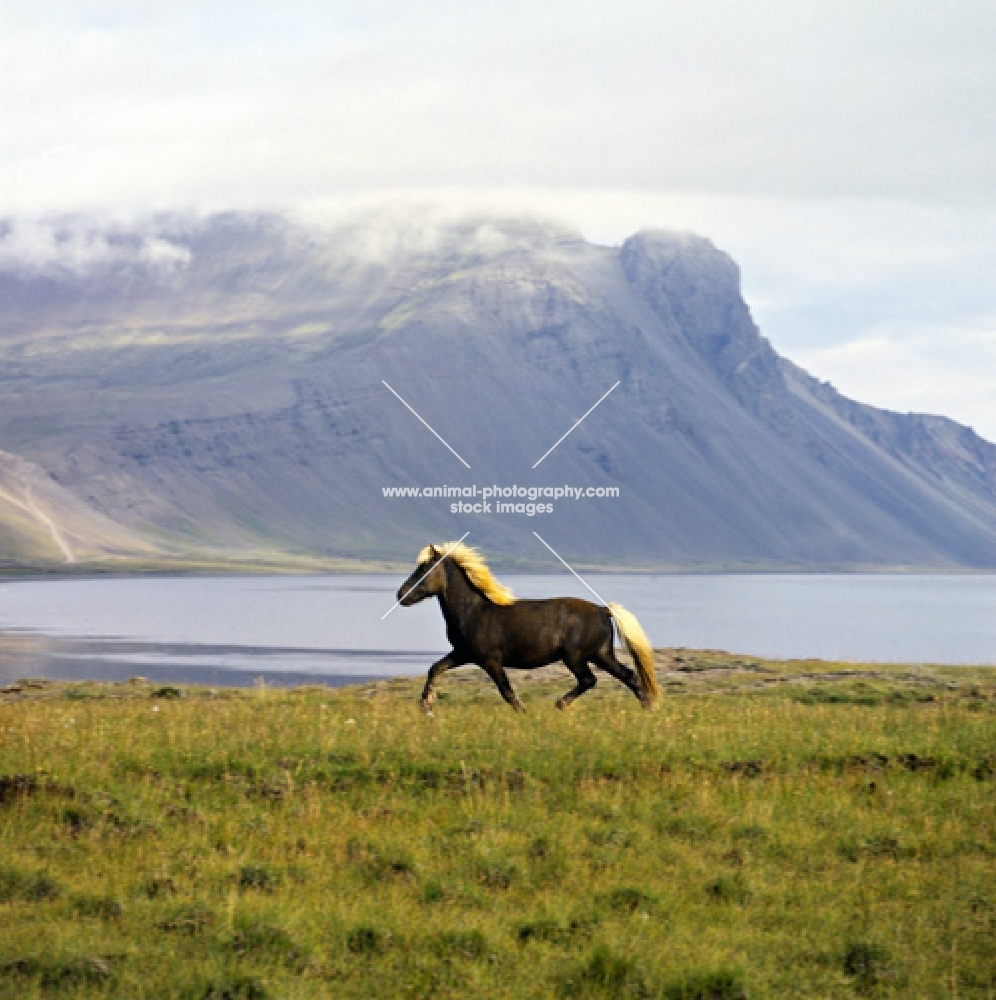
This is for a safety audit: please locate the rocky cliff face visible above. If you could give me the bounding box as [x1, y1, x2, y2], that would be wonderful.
[2, 212, 995, 569]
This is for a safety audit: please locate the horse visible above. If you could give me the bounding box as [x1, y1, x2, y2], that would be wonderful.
[396, 542, 660, 714]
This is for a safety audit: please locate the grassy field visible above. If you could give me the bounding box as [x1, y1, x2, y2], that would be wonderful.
[1, 652, 994, 999]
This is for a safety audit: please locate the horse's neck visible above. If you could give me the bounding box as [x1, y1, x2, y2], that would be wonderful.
[437, 562, 485, 641]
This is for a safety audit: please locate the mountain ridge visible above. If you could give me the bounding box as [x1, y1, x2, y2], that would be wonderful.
[1, 211, 995, 571]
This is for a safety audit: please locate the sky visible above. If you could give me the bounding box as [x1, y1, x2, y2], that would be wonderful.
[2, 1, 996, 438]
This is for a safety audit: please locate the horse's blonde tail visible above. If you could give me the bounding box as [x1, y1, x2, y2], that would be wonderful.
[608, 603, 660, 707]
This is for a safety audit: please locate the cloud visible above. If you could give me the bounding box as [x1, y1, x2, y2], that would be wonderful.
[2, 2, 995, 213]
[0, 218, 190, 277]
[138, 236, 191, 271]
[796, 320, 996, 440]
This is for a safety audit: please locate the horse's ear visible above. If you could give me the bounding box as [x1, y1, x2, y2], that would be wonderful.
[429, 545, 441, 560]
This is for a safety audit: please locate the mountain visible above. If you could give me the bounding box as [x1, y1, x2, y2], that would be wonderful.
[1, 211, 995, 571]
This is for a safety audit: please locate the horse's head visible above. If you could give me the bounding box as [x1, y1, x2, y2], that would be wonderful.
[397, 545, 448, 606]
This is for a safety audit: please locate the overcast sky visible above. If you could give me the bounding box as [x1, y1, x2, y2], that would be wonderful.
[3, 1, 996, 438]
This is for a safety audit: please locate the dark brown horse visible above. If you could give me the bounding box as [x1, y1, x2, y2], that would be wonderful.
[396, 542, 660, 714]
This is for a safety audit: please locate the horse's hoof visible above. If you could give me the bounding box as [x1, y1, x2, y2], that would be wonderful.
[420, 700, 435, 717]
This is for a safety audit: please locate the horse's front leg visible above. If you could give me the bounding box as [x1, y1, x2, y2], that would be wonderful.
[483, 660, 526, 713]
[421, 652, 464, 716]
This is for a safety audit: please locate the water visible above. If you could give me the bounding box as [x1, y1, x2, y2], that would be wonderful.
[0, 573, 993, 687]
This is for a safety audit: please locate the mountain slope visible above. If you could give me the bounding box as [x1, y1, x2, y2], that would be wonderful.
[0, 450, 162, 568]
[1, 212, 995, 569]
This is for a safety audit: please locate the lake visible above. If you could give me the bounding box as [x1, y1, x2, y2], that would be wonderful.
[1, 573, 993, 687]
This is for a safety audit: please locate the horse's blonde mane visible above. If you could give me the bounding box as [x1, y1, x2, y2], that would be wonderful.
[417, 542, 516, 605]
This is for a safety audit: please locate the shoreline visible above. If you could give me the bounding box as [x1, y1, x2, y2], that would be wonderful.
[4, 559, 996, 580]
[4, 649, 993, 700]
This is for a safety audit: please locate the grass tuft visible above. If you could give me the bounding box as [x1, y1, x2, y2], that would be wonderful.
[346, 925, 386, 955]
[0, 773, 38, 803]
[604, 886, 658, 914]
[1, 955, 112, 991]
[843, 940, 892, 989]
[420, 879, 447, 903]
[71, 892, 124, 919]
[156, 903, 216, 934]
[433, 929, 490, 961]
[563, 944, 648, 997]
[198, 973, 268, 999]
[0, 866, 61, 903]
[704, 874, 750, 904]
[226, 918, 301, 964]
[662, 968, 748, 1000]
[237, 864, 279, 892]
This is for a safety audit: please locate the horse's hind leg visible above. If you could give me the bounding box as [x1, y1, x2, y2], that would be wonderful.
[421, 652, 465, 715]
[592, 644, 648, 706]
[482, 660, 526, 713]
[556, 654, 597, 710]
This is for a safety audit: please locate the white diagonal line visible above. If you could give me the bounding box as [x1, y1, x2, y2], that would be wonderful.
[382, 380, 471, 468]
[531, 531, 607, 606]
[531, 381, 620, 468]
[381, 532, 471, 620]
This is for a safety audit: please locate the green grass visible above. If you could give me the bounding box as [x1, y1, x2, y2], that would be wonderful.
[1, 656, 995, 998]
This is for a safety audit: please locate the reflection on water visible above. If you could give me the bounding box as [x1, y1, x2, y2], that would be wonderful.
[0, 633, 416, 688]
[0, 572, 993, 687]
[0, 632, 434, 687]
